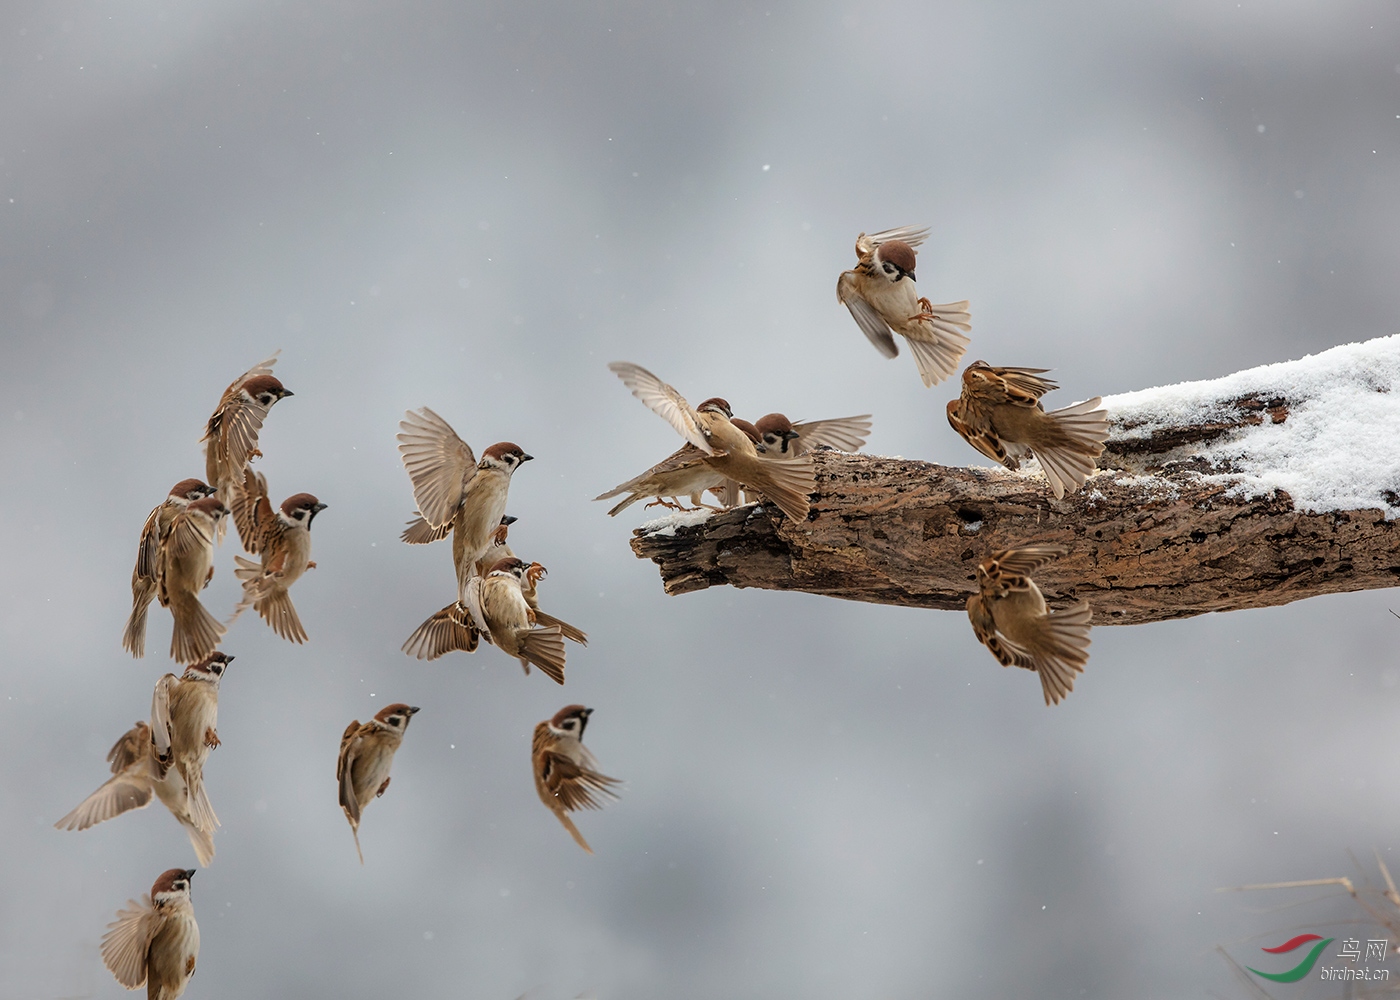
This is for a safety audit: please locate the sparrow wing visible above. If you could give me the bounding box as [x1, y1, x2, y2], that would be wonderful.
[221, 352, 280, 397]
[964, 364, 1058, 406]
[165, 508, 216, 561]
[593, 444, 705, 501]
[966, 595, 1038, 671]
[946, 402, 1012, 467]
[840, 292, 900, 360]
[608, 362, 714, 455]
[462, 575, 491, 639]
[150, 674, 179, 762]
[539, 751, 621, 812]
[863, 225, 930, 251]
[229, 468, 275, 555]
[987, 545, 1068, 579]
[100, 895, 157, 989]
[108, 721, 153, 774]
[337, 722, 364, 824]
[397, 408, 478, 528]
[789, 415, 873, 454]
[402, 601, 481, 659]
[54, 730, 158, 831]
[134, 503, 164, 582]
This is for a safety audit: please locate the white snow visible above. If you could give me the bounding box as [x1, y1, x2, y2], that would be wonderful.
[1102, 334, 1400, 517]
[637, 507, 716, 536]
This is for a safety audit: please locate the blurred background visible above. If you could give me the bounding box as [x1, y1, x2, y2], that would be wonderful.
[1, 2, 1398, 997]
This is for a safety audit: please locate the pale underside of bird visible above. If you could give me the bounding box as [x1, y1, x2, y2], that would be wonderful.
[123, 479, 218, 659]
[338, 703, 418, 864]
[966, 545, 1093, 706]
[154, 496, 229, 666]
[718, 411, 874, 506]
[607, 362, 816, 522]
[533, 706, 621, 853]
[946, 361, 1109, 500]
[836, 226, 971, 387]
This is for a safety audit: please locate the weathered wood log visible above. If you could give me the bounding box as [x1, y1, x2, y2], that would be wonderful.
[628, 337, 1400, 625]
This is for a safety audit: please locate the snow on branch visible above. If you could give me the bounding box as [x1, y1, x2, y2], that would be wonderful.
[629, 336, 1400, 625]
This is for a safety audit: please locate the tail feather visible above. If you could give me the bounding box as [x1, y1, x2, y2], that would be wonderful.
[749, 455, 816, 522]
[519, 627, 567, 684]
[168, 594, 226, 665]
[121, 582, 156, 658]
[184, 766, 220, 833]
[233, 563, 307, 643]
[532, 610, 587, 645]
[183, 819, 215, 867]
[553, 809, 594, 854]
[1033, 397, 1109, 499]
[906, 314, 971, 388]
[606, 493, 643, 517]
[1036, 601, 1093, 706]
[402, 602, 479, 660]
[401, 514, 452, 544]
[352, 824, 364, 865]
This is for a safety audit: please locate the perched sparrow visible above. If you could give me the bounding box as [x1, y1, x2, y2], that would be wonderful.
[966, 545, 1092, 706]
[946, 361, 1109, 500]
[338, 703, 419, 864]
[836, 226, 971, 387]
[150, 651, 232, 836]
[101, 868, 199, 999]
[462, 557, 568, 682]
[54, 720, 215, 866]
[532, 705, 620, 854]
[752, 412, 872, 456]
[609, 362, 815, 522]
[227, 468, 326, 643]
[122, 479, 217, 658]
[593, 443, 729, 516]
[157, 496, 229, 665]
[397, 408, 533, 593]
[201, 352, 293, 502]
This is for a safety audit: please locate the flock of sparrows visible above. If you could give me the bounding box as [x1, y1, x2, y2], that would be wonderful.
[57, 226, 1109, 998]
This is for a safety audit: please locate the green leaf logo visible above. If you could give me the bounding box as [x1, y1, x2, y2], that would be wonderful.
[1248, 935, 1335, 983]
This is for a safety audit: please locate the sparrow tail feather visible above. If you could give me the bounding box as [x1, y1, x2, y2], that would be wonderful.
[169, 594, 226, 665]
[121, 584, 155, 658]
[554, 810, 594, 854]
[519, 627, 567, 684]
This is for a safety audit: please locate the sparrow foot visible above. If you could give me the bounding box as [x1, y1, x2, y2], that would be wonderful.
[204, 727, 221, 749]
[644, 498, 689, 512]
[306, 561, 317, 569]
[376, 776, 391, 797]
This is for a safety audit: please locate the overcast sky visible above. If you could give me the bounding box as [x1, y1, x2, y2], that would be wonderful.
[2, 2, 1399, 998]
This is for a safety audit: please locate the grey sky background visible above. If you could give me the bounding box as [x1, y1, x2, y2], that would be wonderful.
[1, 2, 1398, 997]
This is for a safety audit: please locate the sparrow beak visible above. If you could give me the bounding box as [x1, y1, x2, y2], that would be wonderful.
[503, 515, 519, 526]
[782, 430, 800, 451]
[224, 655, 235, 664]
[183, 869, 197, 881]
[313, 502, 329, 513]
[519, 453, 534, 463]
[279, 389, 295, 398]
[407, 706, 421, 715]
[906, 270, 916, 282]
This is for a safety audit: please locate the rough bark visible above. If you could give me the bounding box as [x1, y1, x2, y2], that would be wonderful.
[629, 392, 1400, 625]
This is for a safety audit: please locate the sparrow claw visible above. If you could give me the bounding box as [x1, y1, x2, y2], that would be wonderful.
[644, 497, 690, 512]
[306, 560, 317, 569]
[249, 447, 264, 460]
[204, 727, 221, 750]
[376, 776, 391, 798]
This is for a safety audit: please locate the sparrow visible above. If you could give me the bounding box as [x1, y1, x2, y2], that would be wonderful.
[752, 412, 872, 457]
[150, 651, 232, 836]
[609, 362, 815, 522]
[966, 545, 1092, 706]
[201, 352, 293, 502]
[473, 515, 519, 578]
[946, 361, 1109, 500]
[338, 703, 419, 864]
[471, 518, 586, 643]
[227, 468, 326, 643]
[122, 479, 217, 658]
[836, 225, 971, 387]
[397, 408, 533, 593]
[54, 720, 215, 867]
[157, 495, 229, 665]
[532, 705, 620, 854]
[593, 443, 729, 516]
[462, 557, 568, 682]
[101, 868, 199, 1000]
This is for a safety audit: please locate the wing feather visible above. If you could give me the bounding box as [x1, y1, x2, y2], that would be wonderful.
[100, 896, 156, 989]
[608, 362, 713, 454]
[397, 408, 478, 528]
[789, 415, 872, 454]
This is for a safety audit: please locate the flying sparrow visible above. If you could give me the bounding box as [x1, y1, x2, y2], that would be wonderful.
[201, 352, 293, 503]
[338, 703, 419, 864]
[150, 651, 232, 836]
[966, 545, 1092, 706]
[227, 468, 326, 643]
[54, 720, 215, 866]
[836, 226, 971, 387]
[122, 479, 217, 658]
[101, 867, 200, 999]
[609, 362, 815, 522]
[532, 705, 620, 854]
[157, 495, 229, 665]
[397, 408, 533, 592]
[946, 361, 1109, 499]
[461, 557, 568, 682]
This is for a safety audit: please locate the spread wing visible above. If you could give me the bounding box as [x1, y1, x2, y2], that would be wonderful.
[54, 725, 158, 831]
[859, 225, 930, 256]
[963, 364, 1057, 406]
[166, 507, 216, 561]
[203, 353, 280, 477]
[222, 352, 280, 397]
[538, 752, 621, 812]
[986, 545, 1068, 579]
[337, 722, 364, 823]
[608, 362, 714, 455]
[840, 288, 899, 359]
[100, 895, 157, 989]
[228, 468, 276, 554]
[790, 415, 872, 454]
[397, 408, 478, 528]
[946, 401, 1012, 466]
[966, 594, 1038, 671]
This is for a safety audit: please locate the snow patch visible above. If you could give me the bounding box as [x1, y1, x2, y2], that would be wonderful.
[637, 507, 716, 537]
[1103, 335, 1400, 517]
